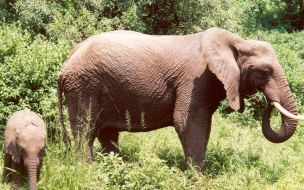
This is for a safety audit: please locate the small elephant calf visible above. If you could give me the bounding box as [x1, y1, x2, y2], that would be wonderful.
[2, 108, 46, 190]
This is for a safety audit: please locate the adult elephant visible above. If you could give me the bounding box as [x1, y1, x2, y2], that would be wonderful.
[57, 28, 304, 172]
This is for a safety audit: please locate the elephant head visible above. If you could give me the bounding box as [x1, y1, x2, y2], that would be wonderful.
[201, 27, 303, 143]
[4, 109, 46, 190]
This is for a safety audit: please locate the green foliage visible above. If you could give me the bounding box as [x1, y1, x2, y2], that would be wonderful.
[0, 0, 16, 23]
[14, 0, 52, 35]
[1, 0, 304, 43]
[282, 0, 304, 31]
[2, 0, 269, 45]
[0, 24, 70, 135]
[219, 97, 264, 128]
[237, 0, 304, 33]
[135, 0, 205, 35]
[2, 0, 216, 45]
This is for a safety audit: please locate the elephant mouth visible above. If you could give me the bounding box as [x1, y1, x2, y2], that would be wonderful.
[272, 102, 304, 120]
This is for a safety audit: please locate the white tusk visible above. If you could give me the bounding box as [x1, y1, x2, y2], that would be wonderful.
[272, 102, 304, 121]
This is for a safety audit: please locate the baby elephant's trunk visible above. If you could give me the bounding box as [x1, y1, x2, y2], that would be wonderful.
[26, 159, 39, 190]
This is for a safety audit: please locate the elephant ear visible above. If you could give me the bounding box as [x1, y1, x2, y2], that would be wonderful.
[4, 126, 20, 164]
[201, 27, 244, 111]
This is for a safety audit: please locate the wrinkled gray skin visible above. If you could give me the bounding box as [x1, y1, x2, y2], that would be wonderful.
[2, 108, 46, 190]
[57, 28, 298, 172]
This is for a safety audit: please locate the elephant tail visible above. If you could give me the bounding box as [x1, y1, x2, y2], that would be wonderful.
[57, 73, 71, 150]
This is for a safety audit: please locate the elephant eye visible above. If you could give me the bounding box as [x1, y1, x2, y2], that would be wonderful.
[260, 66, 272, 77]
[18, 146, 24, 154]
[262, 69, 271, 77]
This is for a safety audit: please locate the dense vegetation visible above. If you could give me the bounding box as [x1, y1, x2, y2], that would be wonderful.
[1, 0, 304, 189]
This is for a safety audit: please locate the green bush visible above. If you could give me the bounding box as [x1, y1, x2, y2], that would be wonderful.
[0, 24, 70, 136]
[1, 0, 248, 45]
[282, 0, 304, 31]
[238, 0, 304, 33]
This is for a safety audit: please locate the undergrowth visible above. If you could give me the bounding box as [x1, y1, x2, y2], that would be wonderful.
[1, 112, 303, 189]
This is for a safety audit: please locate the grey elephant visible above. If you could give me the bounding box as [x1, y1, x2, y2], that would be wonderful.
[57, 27, 304, 172]
[2, 108, 46, 190]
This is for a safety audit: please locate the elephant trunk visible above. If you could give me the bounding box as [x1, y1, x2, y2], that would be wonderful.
[26, 161, 38, 190]
[262, 88, 298, 143]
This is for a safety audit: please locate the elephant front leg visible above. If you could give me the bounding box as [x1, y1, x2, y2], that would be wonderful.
[174, 110, 212, 173]
[2, 153, 12, 183]
[11, 161, 24, 188]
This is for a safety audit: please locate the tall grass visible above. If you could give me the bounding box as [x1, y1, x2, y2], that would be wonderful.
[1, 112, 303, 189]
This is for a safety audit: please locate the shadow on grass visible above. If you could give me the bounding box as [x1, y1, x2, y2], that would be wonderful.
[116, 147, 186, 171]
[205, 147, 283, 183]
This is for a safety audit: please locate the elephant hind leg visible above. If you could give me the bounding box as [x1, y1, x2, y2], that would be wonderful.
[69, 119, 96, 164]
[86, 137, 95, 164]
[67, 98, 102, 163]
[97, 128, 120, 154]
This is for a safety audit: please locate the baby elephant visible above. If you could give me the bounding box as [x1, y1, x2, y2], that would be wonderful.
[2, 108, 46, 190]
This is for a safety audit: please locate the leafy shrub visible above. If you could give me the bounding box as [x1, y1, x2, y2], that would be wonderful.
[0, 0, 16, 23]
[1, 0, 248, 45]
[0, 24, 70, 136]
[14, 0, 53, 35]
[281, 0, 304, 31]
[238, 0, 304, 33]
